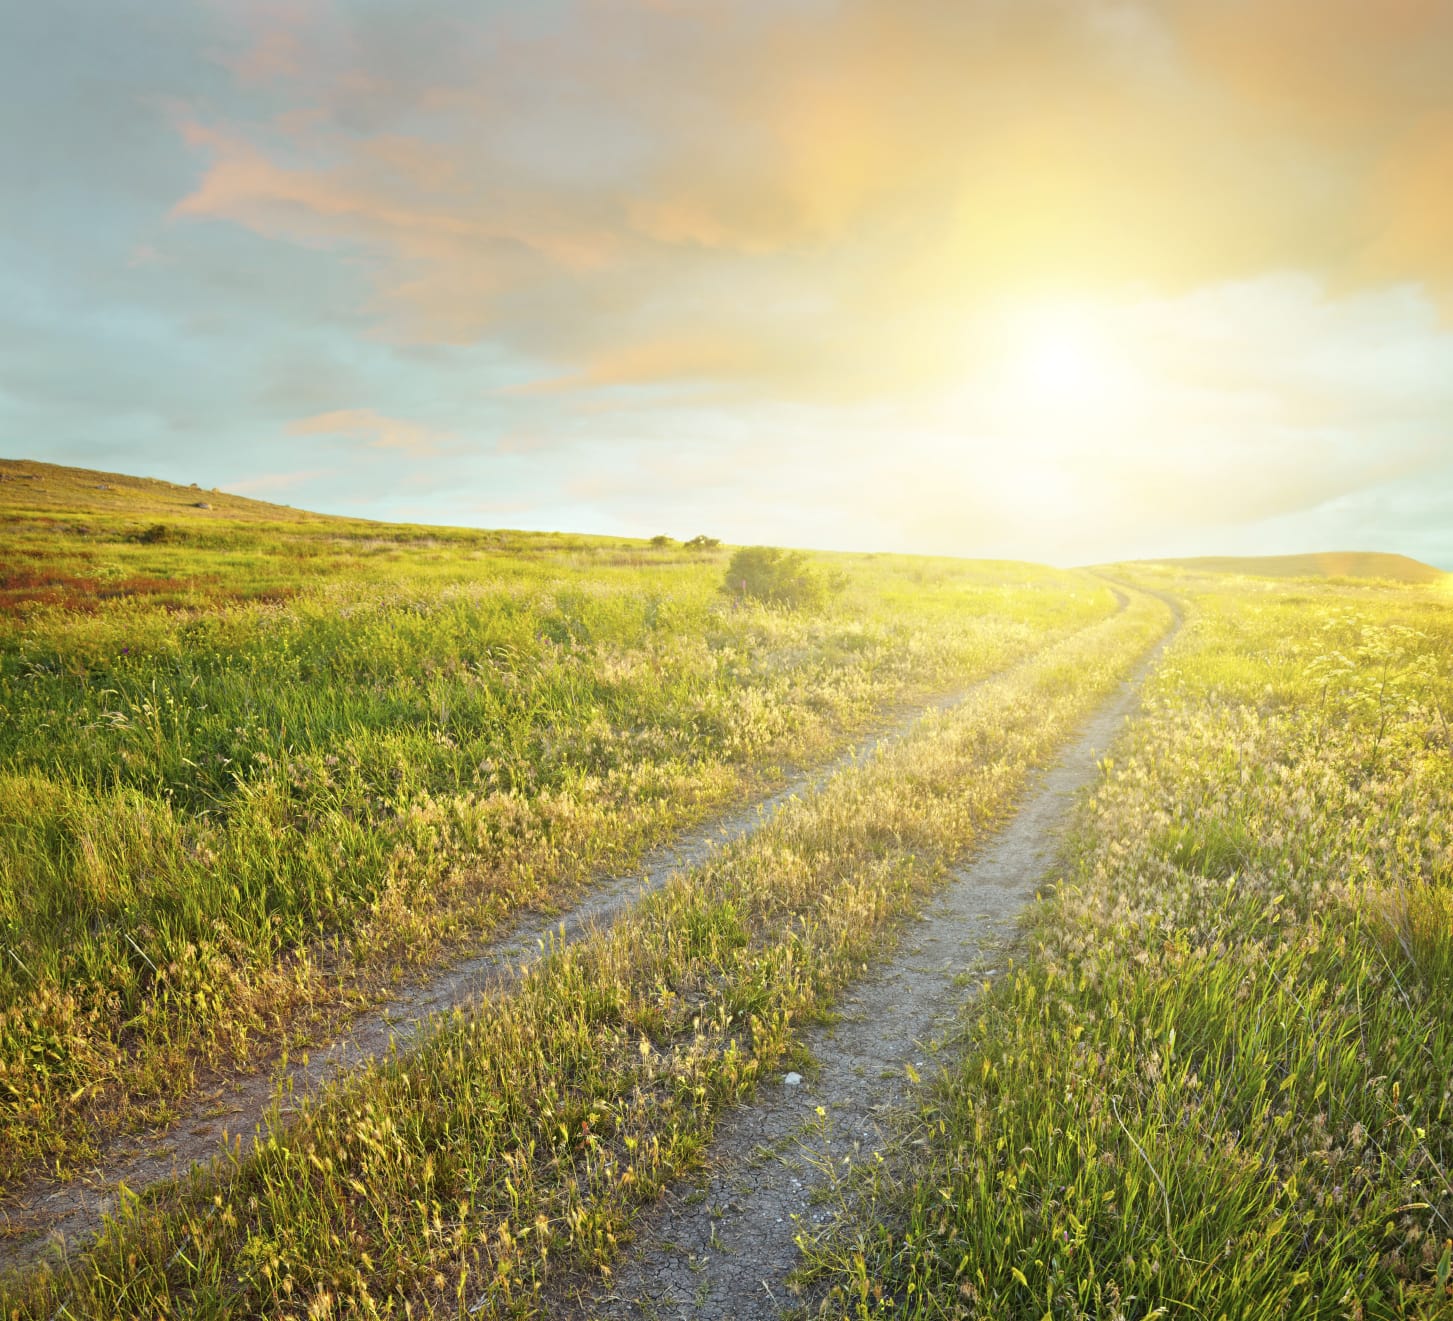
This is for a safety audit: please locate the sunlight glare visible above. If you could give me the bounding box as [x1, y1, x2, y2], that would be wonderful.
[1002, 302, 1125, 410]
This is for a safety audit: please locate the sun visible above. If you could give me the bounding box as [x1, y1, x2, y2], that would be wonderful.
[1017, 324, 1102, 399]
[1002, 302, 1124, 409]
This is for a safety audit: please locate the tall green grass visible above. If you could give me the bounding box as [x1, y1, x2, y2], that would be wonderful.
[802, 573, 1453, 1318]
[0, 505, 1109, 1185]
[0, 578, 1169, 1318]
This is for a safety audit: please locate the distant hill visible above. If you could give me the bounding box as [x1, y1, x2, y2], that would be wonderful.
[1137, 551, 1446, 584]
[0, 457, 341, 523]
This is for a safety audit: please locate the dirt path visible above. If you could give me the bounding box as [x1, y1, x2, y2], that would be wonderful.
[571, 598, 1179, 1320]
[0, 607, 1125, 1276]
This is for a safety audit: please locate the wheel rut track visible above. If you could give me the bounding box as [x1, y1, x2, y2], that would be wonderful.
[572, 590, 1180, 1320]
[0, 597, 1130, 1277]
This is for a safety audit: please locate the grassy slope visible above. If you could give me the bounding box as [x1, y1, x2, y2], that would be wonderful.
[1130, 550, 1447, 585]
[0, 458, 641, 615]
[803, 571, 1453, 1319]
[0, 458, 340, 522]
[0, 462, 1111, 1191]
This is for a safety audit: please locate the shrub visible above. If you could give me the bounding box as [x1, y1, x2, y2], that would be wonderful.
[649, 534, 674, 548]
[685, 535, 721, 551]
[721, 545, 830, 609]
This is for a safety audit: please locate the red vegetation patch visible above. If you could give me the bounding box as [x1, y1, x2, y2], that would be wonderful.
[0, 571, 297, 616]
[1, 570, 100, 592]
[0, 571, 188, 615]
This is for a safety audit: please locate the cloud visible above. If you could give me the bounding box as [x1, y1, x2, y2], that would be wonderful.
[172, 116, 622, 346]
[227, 467, 335, 494]
[513, 333, 769, 393]
[164, 0, 1453, 401]
[9, 0, 1453, 568]
[287, 408, 457, 455]
[492, 271, 1453, 563]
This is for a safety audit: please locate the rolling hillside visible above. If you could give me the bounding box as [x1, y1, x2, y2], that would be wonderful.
[1131, 550, 1446, 584]
[0, 457, 338, 523]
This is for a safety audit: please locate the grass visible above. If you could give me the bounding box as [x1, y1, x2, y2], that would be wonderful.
[799, 570, 1453, 1319]
[0, 463, 1114, 1189]
[0, 567, 1169, 1317]
[20, 461, 1441, 1317]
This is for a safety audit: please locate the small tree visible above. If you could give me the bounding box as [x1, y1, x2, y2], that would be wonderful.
[722, 545, 829, 609]
[685, 534, 721, 551]
[649, 534, 675, 548]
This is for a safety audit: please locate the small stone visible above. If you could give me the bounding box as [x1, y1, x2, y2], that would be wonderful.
[783, 1071, 802, 1086]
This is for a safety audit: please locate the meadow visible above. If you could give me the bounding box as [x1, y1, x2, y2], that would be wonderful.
[802, 569, 1453, 1318]
[0, 517, 1167, 1317]
[5, 461, 1448, 1318]
[0, 462, 1109, 1199]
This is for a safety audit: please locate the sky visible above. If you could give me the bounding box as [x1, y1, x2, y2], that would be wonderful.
[4, 0, 1453, 567]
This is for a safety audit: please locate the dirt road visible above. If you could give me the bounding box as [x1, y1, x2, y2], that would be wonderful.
[0, 610, 1125, 1276]
[573, 598, 1178, 1319]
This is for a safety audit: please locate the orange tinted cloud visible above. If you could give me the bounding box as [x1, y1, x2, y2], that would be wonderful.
[288, 408, 455, 455]
[517, 333, 764, 392]
[1171, 0, 1453, 130]
[1360, 111, 1453, 290]
[175, 119, 621, 343]
[173, 0, 1453, 385]
[227, 467, 335, 494]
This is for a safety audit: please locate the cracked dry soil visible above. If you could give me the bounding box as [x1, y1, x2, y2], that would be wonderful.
[574, 609, 1178, 1321]
[0, 657, 1029, 1275]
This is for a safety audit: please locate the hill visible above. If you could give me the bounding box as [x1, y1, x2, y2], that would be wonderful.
[1131, 550, 1445, 584]
[0, 457, 653, 616]
[0, 457, 339, 523]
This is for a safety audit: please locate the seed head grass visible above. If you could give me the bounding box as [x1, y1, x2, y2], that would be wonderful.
[801, 571, 1453, 1319]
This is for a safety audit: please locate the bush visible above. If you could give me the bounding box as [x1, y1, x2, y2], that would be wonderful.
[649, 534, 674, 548]
[721, 546, 830, 609]
[685, 535, 721, 551]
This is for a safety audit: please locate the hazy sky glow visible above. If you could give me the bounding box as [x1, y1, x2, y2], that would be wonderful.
[4, 0, 1453, 564]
